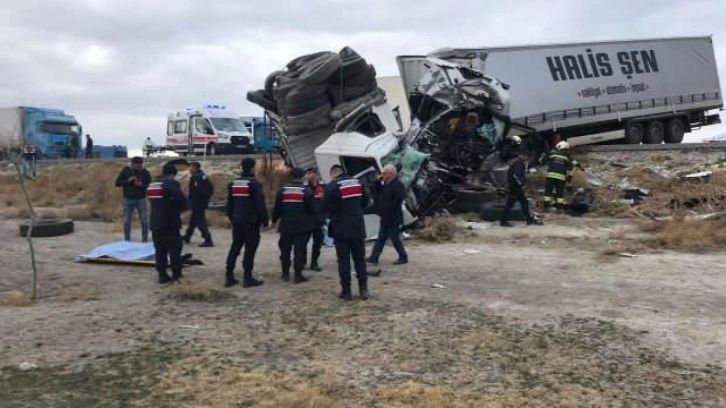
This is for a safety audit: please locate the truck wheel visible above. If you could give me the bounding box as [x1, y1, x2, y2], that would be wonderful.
[665, 118, 685, 144]
[206, 143, 217, 156]
[624, 122, 643, 144]
[644, 120, 665, 144]
[19, 218, 74, 238]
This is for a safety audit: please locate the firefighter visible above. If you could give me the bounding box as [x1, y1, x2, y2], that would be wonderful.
[225, 157, 268, 288]
[147, 161, 189, 284]
[500, 139, 539, 227]
[304, 166, 325, 271]
[184, 161, 214, 247]
[272, 167, 315, 284]
[323, 164, 370, 301]
[543, 141, 577, 211]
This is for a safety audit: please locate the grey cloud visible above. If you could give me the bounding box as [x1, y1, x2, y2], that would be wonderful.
[0, 0, 724, 146]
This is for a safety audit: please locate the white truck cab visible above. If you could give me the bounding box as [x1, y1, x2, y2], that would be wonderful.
[166, 105, 254, 156]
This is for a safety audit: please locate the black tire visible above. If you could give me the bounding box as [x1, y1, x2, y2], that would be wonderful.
[285, 84, 330, 116]
[206, 143, 217, 156]
[624, 121, 643, 144]
[246, 90, 275, 111]
[340, 65, 377, 87]
[330, 47, 368, 83]
[300, 54, 342, 85]
[286, 51, 329, 72]
[644, 120, 665, 144]
[285, 103, 332, 134]
[342, 81, 378, 102]
[479, 200, 527, 222]
[19, 218, 74, 238]
[264, 70, 285, 99]
[665, 118, 685, 144]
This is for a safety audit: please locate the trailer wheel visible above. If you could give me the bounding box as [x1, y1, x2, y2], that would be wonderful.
[665, 118, 685, 144]
[624, 122, 643, 144]
[644, 120, 665, 144]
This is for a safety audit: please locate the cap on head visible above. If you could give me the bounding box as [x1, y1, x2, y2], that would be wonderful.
[241, 157, 256, 172]
[131, 156, 144, 164]
[556, 141, 570, 150]
[305, 166, 319, 174]
[290, 167, 306, 179]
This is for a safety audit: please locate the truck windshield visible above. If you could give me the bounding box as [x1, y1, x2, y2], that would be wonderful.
[209, 118, 248, 133]
[40, 121, 80, 135]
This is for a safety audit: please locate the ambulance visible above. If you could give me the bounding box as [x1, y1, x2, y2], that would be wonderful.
[165, 105, 254, 156]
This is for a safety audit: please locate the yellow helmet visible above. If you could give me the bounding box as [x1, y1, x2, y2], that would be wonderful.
[556, 141, 570, 150]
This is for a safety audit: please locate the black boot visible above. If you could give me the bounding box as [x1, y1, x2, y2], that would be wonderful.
[158, 270, 171, 284]
[309, 259, 322, 272]
[359, 279, 369, 300]
[339, 286, 352, 301]
[171, 269, 182, 283]
[293, 268, 309, 284]
[281, 263, 291, 282]
[242, 270, 263, 288]
[224, 270, 239, 288]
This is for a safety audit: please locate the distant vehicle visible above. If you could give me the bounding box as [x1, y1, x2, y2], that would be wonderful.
[704, 134, 726, 143]
[165, 105, 254, 156]
[91, 145, 128, 159]
[394, 36, 723, 148]
[0, 106, 83, 159]
[240, 115, 281, 153]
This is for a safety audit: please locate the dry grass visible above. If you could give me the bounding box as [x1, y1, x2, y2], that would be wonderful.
[0, 290, 33, 306]
[641, 215, 726, 252]
[170, 279, 210, 301]
[57, 284, 103, 302]
[0, 159, 289, 229]
[417, 214, 461, 242]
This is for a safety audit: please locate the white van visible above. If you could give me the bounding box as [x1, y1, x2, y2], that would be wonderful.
[166, 105, 254, 156]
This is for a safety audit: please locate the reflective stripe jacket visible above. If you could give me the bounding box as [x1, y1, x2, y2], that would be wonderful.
[226, 174, 269, 227]
[147, 175, 189, 231]
[545, 149, 577, 181]
[272, 181, 315, 234]
[322, 174, 369, 239]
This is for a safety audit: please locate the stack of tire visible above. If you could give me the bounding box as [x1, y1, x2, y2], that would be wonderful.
[246, 47, 379, 168]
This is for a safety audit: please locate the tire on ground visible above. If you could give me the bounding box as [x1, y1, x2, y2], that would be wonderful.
[479, 200, 528, 222]
[644, 120, 665, 144]
[19, 218, 75, 238]
[449, 187, 500, 214]
[624, 121, 644, 144]
[665, 118, 685, 144]
[300, 54, 343, 85]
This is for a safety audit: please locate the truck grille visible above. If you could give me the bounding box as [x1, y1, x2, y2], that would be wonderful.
[231, 136, 250, 145]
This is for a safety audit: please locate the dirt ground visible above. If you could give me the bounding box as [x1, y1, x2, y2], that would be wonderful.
[1, 216, 725, 407]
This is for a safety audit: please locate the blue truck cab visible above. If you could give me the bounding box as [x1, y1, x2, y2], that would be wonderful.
[240, 115, 281, 153]
[0, 106, 83, 159]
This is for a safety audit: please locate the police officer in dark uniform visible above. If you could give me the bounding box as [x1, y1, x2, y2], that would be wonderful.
[225, 158, 269, 288]
[500, 141, 540, 227]
[272, 167, 315, 284]
[304, 166, 325, 271]
[323, 164, 370, 300]
[147, 160, 189, 284]
[184, 161, 214, 247]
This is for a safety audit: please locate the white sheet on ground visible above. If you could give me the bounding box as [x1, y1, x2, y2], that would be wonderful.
[75, 241, 155, 262]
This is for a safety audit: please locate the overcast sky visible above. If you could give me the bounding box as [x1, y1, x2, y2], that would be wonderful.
[1, 0, 725, 149]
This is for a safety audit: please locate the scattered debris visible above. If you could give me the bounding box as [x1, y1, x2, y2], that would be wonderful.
[680, 170, 713, 181]
[618, 253, 638, 258]
[431, 284, 447, 289]
[417, 215, 461, 242]
[19, 362, 37, 371]
[462, 249, 482, 255]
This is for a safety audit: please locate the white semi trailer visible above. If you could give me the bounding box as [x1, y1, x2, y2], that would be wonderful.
[393, 36, 722, 147]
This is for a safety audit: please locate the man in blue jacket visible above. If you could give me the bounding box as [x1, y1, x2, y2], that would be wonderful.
[367, 164, 408, 265]
[183, 161, 214, 247]
[147, 161, 189, 283]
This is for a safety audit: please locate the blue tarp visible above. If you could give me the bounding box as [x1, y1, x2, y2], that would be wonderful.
[75, 241, 155, 262]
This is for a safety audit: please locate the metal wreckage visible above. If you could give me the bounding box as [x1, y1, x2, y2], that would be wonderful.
[246, 47, 540, 227]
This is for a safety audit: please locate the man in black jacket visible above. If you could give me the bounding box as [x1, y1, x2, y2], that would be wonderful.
[184, 161, 214, 247]
[304, 166, 325, 271]
[323, 164, 370, 300]
[367, 164, 408, 265]
[500, 144, 539, 227]
[272, 167, 315, 284]
[147, 161, 189, 283]
[225, 157, 269, 288]
[115, 157, 152, 242]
